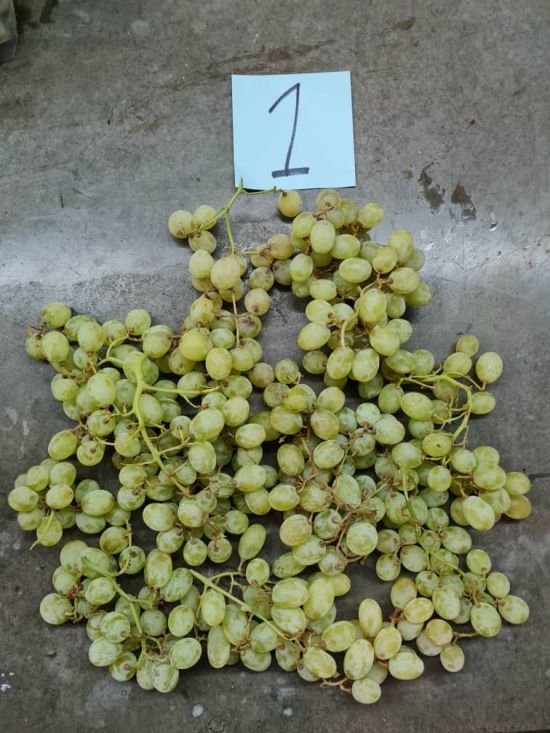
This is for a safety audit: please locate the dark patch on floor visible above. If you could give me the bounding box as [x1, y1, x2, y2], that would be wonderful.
[418, 163, 445, 212]
[394, 16, 415, 30]
[402, 169, 413, 179]
[39, 0, 58, 24]
[451, 183, 477, 220]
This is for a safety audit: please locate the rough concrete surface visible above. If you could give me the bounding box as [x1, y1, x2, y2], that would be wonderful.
[1, 0, 549, 731]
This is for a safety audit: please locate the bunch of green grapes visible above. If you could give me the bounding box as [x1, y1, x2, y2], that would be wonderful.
[8, 182, 531, 704]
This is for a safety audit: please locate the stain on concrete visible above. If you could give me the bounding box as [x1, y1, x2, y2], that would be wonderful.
[402, 169, 413, 180]
[205, 42, 333, 78]
[39, 0, 57, 24]
[14, 0, 57, 31]
[451, 184, 477, 220]
[418, 164, 445, 212]
[394, 17, 415, 30]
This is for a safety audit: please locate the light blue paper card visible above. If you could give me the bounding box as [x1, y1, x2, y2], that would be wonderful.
[232, 71, 356, 190]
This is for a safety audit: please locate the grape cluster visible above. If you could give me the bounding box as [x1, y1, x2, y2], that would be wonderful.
[8, 182, 531, 703]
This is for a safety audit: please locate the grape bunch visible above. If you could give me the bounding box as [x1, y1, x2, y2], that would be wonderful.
[8, 182, 531, 703]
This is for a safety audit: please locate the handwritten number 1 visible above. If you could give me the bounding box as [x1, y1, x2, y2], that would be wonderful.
[268, 83, 310, 178]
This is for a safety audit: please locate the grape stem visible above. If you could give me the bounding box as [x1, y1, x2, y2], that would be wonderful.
[200, 179, 278, 254]
[188, 568, 293, 644]
[401, 373, 473, 442]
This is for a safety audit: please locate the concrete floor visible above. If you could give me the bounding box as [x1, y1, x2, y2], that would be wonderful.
[1, 0, 550, 731]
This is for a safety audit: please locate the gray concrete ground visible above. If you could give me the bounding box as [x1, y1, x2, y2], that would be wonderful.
[1, 0, 550, 731]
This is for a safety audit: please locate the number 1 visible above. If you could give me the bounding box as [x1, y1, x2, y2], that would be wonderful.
[268, 82, 310, 179]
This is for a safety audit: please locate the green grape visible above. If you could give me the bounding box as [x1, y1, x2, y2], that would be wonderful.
[240, 646, 272, 672]
[470, 391, 496, 415]
[345, 521, 378, 556]
[389, 651, 424, 680]
[416, 631, 442, 656]
[302, 647, 336, 679]
[432, 586, 460, 620]
[463, 496, 496, 531]
[238, 524, 267, 560]
[356, 599, 381, 638]
[404, 598, 434, 624]
[440, 643, 465, 672]
[109, 652, 138, 682]
[486, 572, 510, 599]
[372, 625, 401, 660]
[390, 577, 417, 610]
[499, 595, 529, 624]
[471, 602, 502, 637]
[425, 619, 453, 647]
[151, 661, 179, 693]
[170, 638, 203, 670]
[39, 593, 73, 625]
[89, 638, 122, 667]
[504, 471, 530, 496]
[475, 352, 503, 384]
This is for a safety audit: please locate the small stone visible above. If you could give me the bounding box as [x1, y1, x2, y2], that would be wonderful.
[192, 704, 204, 718]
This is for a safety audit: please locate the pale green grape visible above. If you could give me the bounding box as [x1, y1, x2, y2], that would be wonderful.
[440, 643, 465, 672]
[389, 651, 424, 680]
[475, 352, 503, 384]
[499, 595, 529, 624]
[471, 602, 502, 637]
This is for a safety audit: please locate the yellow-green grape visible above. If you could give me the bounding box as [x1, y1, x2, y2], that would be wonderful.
[475, 352, 503, 384]
[351, 678, 382, 704]
[303, 577, 335, 621]
[345, 521, 378, 556]
[358, 599, 383, 637]
[470, 391, 496, 415]
[358, 203, 383, 229]
[302, 647, 336, 679]
[504, 494, 532, 519]
[25, 334, 45, 360]
[404, 598, 434, 624]
[339, 257, 372, 283]
[278, 190, 302, 218]
[41, 330, 71, 363]
[238, 524, 267, 560]
[470, 602, 502, 637]
[40, 593, 73, 625]
[168, 209, 193, 238]
[245, 558, 270, 586]
[443, 352, 472, 377]
[499, 595, 529, 624]
[41, 301, 72, 328]
[504, 472, 530, 496]
[321, 621, 356, 652]
[343, 638, 374, 680]
[373, 625, 402, 659]
[193, 204, 217, 229]
[462, 496, 496, 531]
[388, 650, 424, 680]
[89, 638, 123, 667]
[456, 333, 479, 356]
[316, 189, 341, 211]
[144, 549, 172, 588]
[390, 577, 417, 609]
[425, 619, 453, 647]
[168, 638, 202, 670]
[240, 646, 271, 672]
[440, 643, 465, 672]
[245, 288, 271, 316]
[36, 515, 63, 546]
[486, 572, 510, 599]
[151, 660, 180, 693]
[289, 253, 314, 283]
[387, 230, 414, 264]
